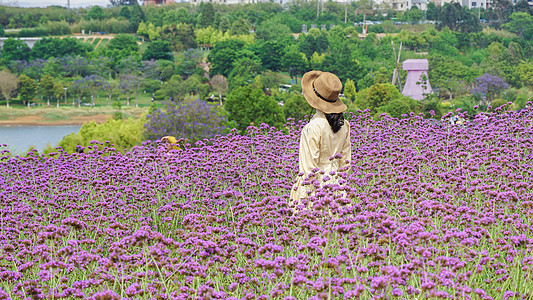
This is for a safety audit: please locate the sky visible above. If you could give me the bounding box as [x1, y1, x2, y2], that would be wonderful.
[7, 0, 111, 8]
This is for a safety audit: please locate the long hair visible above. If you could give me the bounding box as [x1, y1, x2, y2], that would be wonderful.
[324, 112, 345, 133]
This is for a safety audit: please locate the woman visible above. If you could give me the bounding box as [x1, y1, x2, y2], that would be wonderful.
[290, 71, 352, 210]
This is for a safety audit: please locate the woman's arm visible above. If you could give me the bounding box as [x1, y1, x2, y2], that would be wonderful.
[299, 124, 321, 177]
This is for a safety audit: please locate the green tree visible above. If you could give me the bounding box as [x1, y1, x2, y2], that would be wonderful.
[228, 56, 263, 90]
[208, 39, 245, 77]
[426, 2, 437, 20]
[284, 94, 312, 121]
[0, 38, 30, 63]
[142, 40, 173, 61]
[501, 12, 533, 40]
[129, 0, 145, 31]
[405, 6, 423, 24]
[255, 17, 292, 41]
[379, 98, 414, 119]
[40, 75, 56, 106]
[230, 19, 250, 36]
[343, 78, 357, 103]
[118, 6, 131, 19]
[18, 74, 37, 106]
[225, 84, 285, 133]
[160, 23, 197, 53]
[198, 3, 215, 28]
[281, 45, 308, 84]
[98, 34, 139, 64]
[87, 6, 106, 20]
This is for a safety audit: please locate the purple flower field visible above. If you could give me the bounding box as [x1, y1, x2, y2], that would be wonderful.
[1, 110, 533, 299]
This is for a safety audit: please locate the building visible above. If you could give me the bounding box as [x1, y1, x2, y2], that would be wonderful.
[144, 0, 176, 5]
[461, 0, 487, 9]
[402, 59, 433, 100]
[411, 0, 427, 10]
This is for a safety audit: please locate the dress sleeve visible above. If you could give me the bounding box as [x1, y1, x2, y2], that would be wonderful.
[340, 124, 352, 170]
[299, 124, 321, 177]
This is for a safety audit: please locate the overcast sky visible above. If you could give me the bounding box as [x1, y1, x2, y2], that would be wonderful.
[7, 0, 111, 8]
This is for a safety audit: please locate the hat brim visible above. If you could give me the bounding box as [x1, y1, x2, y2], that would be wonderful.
[301, 71, 347, 114]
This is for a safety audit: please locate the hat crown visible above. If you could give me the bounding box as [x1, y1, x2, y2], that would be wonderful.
[314, 73, 342, 101]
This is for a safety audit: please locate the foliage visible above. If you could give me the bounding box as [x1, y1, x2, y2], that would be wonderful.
[142, 41, 173, 61]
[18, 74, 37, 106]
[0, 69, 19, 107]
[343, 79, 357, 103]
[280, 45, 308, 83]
[97, 34, 139, 64]
[225, 84, 285, 133]
[30, 38, 93, 60]
[144, 98, 229, 144]
[283, 94, 311, 121]
[160, 23, 197, 53]
[501, 12, 533, 40]
[54, 117, 145, 154]
[87, 6, 106, 20]
[0, 38, 30, 63]
[39, 74, 56, 106]
[471, 73, 509, 101]
[208, 39, 246, 78]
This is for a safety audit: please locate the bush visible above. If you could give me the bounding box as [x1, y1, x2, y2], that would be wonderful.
[47, 117, 146, 154]
[144, 99, 229, 144]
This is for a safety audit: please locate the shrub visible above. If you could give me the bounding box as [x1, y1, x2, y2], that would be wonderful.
[144, 99, 229, 144]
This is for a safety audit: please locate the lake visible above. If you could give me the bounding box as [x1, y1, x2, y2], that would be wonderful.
[0, 125, 81, 155]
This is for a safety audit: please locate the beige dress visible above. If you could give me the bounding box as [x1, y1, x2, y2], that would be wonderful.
[290, 110, 351, 207]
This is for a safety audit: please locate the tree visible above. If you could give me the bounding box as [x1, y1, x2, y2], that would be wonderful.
[144, 99, 227, 143]
[30, 38, 93, 60]
[501, 12, 533, 40]
[40, 75, 56, 106]
[87, 6, 106, 20]
[281, 45, 308, 84]
[225, 84, 285, 133]
[230, 19, 250, 36]
[426, 2, 437, 21]
[198, 3, 215, 28]
[119, 73, 137, 106]
[129, 0, 145, 31]
[228, 57, 262, 90]
[0, 70, 19, 107]
[284, 94, 311, 121]
[343, 79, 357, 103]
[98, 34, 139, 64]
[405, 6, 423, 24]
[255, 17, 292, 41]
[118, 6, 131, 19]
[0, 38, 30, 63]
[257, 40, 285, 72]
[471, 73, 508, 101]
[18, 74, 37, 106]
[379, 98, 413, 119]
[160, 23, 197, 52]
[211, 75, 228, 105]
[208, 40, 245, 77]
[142, 41, 173, 61]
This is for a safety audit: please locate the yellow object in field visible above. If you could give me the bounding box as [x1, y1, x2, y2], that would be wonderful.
[161, 136, 180, 151]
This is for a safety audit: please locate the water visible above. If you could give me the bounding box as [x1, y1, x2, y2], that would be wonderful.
[0, 125, 81, 155]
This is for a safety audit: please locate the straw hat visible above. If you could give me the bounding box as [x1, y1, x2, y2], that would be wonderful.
[301, 71, 347, 114]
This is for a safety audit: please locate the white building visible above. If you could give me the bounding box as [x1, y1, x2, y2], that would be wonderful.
[461, 0, 487, 9]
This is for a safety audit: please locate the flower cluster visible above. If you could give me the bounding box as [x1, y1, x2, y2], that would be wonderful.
[0, 109, 532, 299]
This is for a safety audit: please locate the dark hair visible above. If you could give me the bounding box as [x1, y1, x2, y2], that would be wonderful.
[324, 112, 345, 133]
